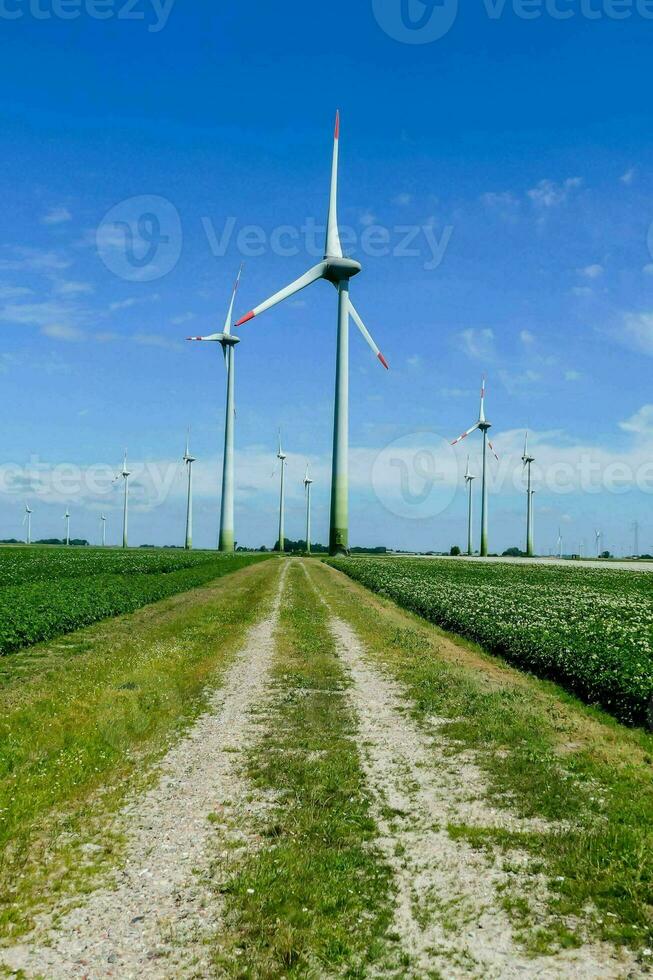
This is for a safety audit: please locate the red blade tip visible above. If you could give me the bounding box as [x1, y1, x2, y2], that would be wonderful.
[235, 311, 255, 327]
[334, 110, 340, 140]
[378, 352, 389, 370]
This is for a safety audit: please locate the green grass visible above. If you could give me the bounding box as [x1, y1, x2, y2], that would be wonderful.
[0, 557, 280, 940]
[0, 549, 269, 658]
[313, 560, 653, 957]
[211, 561, 394, 977]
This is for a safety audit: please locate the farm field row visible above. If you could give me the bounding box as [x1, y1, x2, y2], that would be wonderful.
[328, 557, 653, 727]
[1, 557, 650, 976]
[0, 547, 270, 663]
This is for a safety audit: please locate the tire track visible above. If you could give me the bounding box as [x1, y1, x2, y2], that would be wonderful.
[2, 562, 289, 980]
[304, 565, 638, 979]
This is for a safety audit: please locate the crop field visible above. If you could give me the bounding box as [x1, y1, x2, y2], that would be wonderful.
[0, 554, 651, 977]
[0, 546, 269, 661]
[328, 557, 653, 727]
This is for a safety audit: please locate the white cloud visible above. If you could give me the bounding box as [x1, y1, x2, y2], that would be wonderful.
[643, 264, 653, 276]
[620, 312, 653, 356]
[109, 298, 137, 311]
[527, 177, 582, 209]
[520, 329, 535, 345]
[0, 285, 32, 299]
[565, 370, 582, 382]
[499, 368, 541, 394]
[53, 280, 94, 296]
[42, 206, 72, 226]
[42, 323, 84, 342]
[620, 167, 636, 185]
[579, 264, 603, 279]
[0, 300, 77, 328]
[406, 355, 421, 368]
[481, 191, 520, 222]
[572, 286, 594, 298]
[132, 332, 181, 350]
[359, 210, 377, 227]
[619, 404, 653, 436]
[0, 247, 71, 273]
[456, 328, 495, 361]
[171, 312, 195, 325]
[392, 193, 413, 206]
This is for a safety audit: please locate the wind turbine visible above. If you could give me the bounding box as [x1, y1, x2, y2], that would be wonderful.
[276, 432, 287, 554]
[234, 112, 389, 556]
[595, 528, 602, 559]
[117, 450, 130, 549]
[304, 463, 313, 555]
[557, 527, 563, 559]
[522, 431, 535, 558]
[63, 508, 70, 546]
[187, 265, 243, 552]
[100, 514, 106, 547]
[451, 377, 498, 557]
[23, 503, 32, 545]
[183, 429, 196, 551]
[463, 456, 475, 556]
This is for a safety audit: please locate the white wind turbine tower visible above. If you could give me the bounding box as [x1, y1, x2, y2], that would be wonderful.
[117, 450, 130, 549]
[23, 503, 33, 545]
[595, 529, 602, 559]
[463, 456, 475, 556]
[557, 527, 563, 559]
[63, 508, 70, 546]
[522, 431, 535, 558]
[183, 429, 196, 551]
[304, 463, 313, 555]
[276, 432, 287, 554]
[234, 112, 389, 556]
[451, 377, 499, 557]
[187, 265, 243, 553]
[100, 514, 107, 547]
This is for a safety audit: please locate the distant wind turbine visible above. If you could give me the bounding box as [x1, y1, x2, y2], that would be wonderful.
[64, 508, 70, 546]
[100, 513, 106, 547]
[595, 528, 602, 559]
[304, 463, 313, 555]
[234, 113, 389, 556]
[187, 265, 243, 552]
[522, 431, 535, 558]
[276, 432, 287, 554]
[557, 527, 563, 559]
[183, 429, 196, 551]
[116, 450, 130, 549]
[23, 503, 32, 545]
[463, 456, 475, 556]
[451, 376, 499, 557]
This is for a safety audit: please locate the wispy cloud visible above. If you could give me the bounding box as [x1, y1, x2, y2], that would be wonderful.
[0, 247, 71, 273]
[53, 280, 94, 296]
[620, 167, 636, 186]
[578, 264, 603, 279]
[620, 312, 653, 356]
[619, 404, 653, 436]
[527, 177, 582, 209]
[42, 323, 84, 341]
[455, 328, 495, 361]
[392, 193, 413, 206]
[42, 206, 72, 226]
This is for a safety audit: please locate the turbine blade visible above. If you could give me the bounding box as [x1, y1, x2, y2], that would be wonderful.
[324, 110, 343, 259]
[186, 333, 224, 342]
[479, 375, 487, 424]
[235, 262, 327, 326]
[451, 423, 480, 447]
[488, 439, 499, 462]
[349, 300, 389, 369]
[223, 262, 244, 336]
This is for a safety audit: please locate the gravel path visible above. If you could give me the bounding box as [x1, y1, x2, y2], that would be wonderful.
[320, 596, 639, 979]
[1, 563, 288, 980]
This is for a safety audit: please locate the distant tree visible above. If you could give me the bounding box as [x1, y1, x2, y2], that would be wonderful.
[502, 547, 525, 557]
[0, 539, 21, 544]
[450, 545, 461, 556]
[600, 550, 612, 559]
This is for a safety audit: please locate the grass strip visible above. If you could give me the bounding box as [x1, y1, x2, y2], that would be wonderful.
[313, 560, 653, 958]
[0, 558, 280, 940]
[212, 561, 394, 977]
[0, 553, 269, 658]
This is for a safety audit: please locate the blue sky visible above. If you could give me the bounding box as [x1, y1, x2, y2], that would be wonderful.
[1, 0, 652, 554]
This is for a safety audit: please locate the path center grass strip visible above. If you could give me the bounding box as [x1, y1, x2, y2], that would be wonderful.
[0, 558, 280, 940]
[212, 561, 394, 976]
[313, 561, 653, 957]
[328, 556, 653, 726]
[0, 549, 270, 659]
